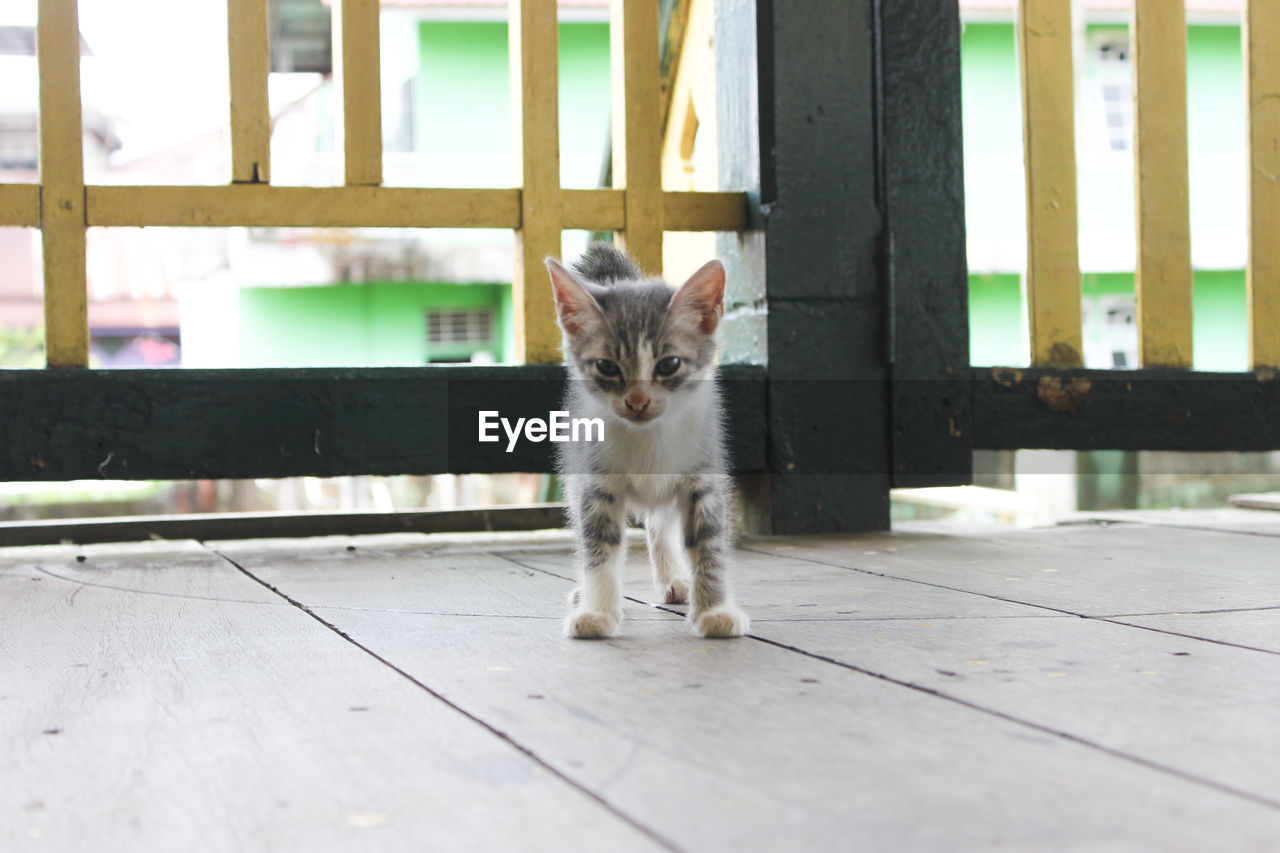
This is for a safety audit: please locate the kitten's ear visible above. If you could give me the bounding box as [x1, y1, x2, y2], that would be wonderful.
[546, 258, 603, 335]
[670, 259, 726, 335]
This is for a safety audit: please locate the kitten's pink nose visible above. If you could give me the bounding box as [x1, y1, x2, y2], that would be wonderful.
[625, 391, 650, 413]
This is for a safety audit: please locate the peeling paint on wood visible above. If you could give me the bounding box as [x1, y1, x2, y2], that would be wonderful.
[1036, 375, 1092, 415]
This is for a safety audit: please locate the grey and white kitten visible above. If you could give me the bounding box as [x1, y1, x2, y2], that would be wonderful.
[545, 243, 749, 640]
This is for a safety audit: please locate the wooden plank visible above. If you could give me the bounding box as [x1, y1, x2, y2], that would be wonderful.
[504, 542, 1044, 623]
[696, 537, 1280, 802]
[0, 363, 767, 481]
[227, 0, 271, 183]
[0, 541, 667, 852]
[611, 0, 664, 273]
[1017, 0, 1083, 367]
[224, 537, 1280, 848]
[0, 505, 569, 548]
[1244, 1, 1280, 370]
[754, 616, 1280, 804]
[0, 184, 41, 227]
[211, 537, 599, 620]
[645, 535, 1280, 794]
[332, 0, 383, 186]
[36, 0, 89, 368]
[510, 0, 563, 364]
[660, 191, 748, 231]
[1132, 0, 1193, 367]
[565, 189, 750, 232]
[971, 366, 1280, 451]
[563, 188, 624, 230]
[746, 521, 1280, 619]
[82, 185, 745, 232]
[87, 185, 522, 228]
[1074, 507, 1280, 537]
[1118, 611, 1280, 654]
[882, 0, 972, 487]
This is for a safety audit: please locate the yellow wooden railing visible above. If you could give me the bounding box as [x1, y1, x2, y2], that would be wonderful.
[7, 0, 748, 368]
[1017, 0, 1279, 371]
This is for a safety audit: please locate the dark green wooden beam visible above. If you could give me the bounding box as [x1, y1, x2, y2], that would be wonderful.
[0, 364, 766, 481]
[0, 504, 570, 547]
[971, 367, 1280, 452]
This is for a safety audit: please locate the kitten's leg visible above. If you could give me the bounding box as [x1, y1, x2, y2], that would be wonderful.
[565, 485, 628, 639]
[681, 479, 749, 638]
[645, 506, 691, 605]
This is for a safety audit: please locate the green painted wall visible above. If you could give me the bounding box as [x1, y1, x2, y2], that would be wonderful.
[415, 20, 610, 189]
[967, 274, 1023, 367]
[959, 23, 1023, 266]
[236, 282, 509, 368]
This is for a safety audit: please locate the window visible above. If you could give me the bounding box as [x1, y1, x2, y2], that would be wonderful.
[1082, 294, 1137, 369]
[1094, 34, 1132, 153]
[426, 308, 494, 346]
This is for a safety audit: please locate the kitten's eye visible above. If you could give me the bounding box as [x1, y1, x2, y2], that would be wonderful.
[654, 356, 681, 377]
[594, 358, 621, 377]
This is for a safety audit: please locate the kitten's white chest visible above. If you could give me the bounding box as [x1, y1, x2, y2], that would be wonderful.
[620, 472, 684, 509]
[608, 416, 706, 508]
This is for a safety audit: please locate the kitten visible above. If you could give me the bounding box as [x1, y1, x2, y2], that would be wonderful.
[545, 243, 749, 640]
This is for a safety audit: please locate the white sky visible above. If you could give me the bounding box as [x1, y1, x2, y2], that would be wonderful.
[7, 0, 236, 158]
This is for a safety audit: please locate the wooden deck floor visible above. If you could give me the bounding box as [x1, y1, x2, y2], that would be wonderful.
[4, 508, 1279, 851]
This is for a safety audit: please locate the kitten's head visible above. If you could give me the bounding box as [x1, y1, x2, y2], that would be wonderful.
[546, 253, 725, 427]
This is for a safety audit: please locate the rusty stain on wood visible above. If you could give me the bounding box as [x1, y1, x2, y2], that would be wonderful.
[1036, 375, 1092, 414]
[1045, 341, 1082, 368]
[992, 367, 1025, 388]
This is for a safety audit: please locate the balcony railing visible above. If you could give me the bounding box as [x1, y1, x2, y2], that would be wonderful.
[6, 0, 748, 368]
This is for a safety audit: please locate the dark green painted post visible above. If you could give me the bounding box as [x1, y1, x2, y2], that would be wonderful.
[880, 0, 973, 487]
[718, 0, 891, 533]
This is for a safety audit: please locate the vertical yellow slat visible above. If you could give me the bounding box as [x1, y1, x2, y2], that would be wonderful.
[510, 0, 563, 363]
[227, 0, 271, 183]
[1132, 0, 1193, 367]
[611, 0, 663, 274]
[1017, 0, 1083, 367]
[1244, 0, 1280, 370]
[37, 0, 89, 367]
[333, 0, 383, 186]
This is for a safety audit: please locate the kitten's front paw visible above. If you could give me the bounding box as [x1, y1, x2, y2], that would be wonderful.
[661, 577, 690, 605]
[565, 608, 622, 639]
[691, 604, 749, 638]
